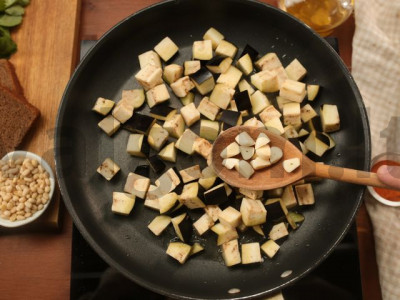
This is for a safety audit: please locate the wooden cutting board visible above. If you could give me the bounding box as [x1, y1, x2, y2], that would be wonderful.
[5, 0, 81, 230]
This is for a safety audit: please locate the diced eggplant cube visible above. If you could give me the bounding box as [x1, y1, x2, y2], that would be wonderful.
[150, 104, 177, 121]
[126, 133, 150, 158]
[215, 224, 239, 245]
[180, 182, 205, 209]
[97, 158, 120, 181]
[239, 188, 263, 200]
[193, 40, 213, 60]
[184, 60, 201, 76]
[193, 213, 214, 235]
[146, 84, 170, 108]
[270, 146, 283, 164]
[255, 132, 270, 149]
[250, 156, 271, 170]
[163, 64, 183, 84]
[241, 242, 263, 264]
[148, 123, 169, 151]
[204, 183, 229, 205]
[220, 110, 241, 130]
[112, 192, 135, 215]
[123, 113, 155, 134]
[215, 40, 237, 58]
[206, 56, 232, 74]
[171, 213, 193, 242]
[283, 125, 299, 139]
[200, 120, 219, 141]
[283, 102, 301, 126]
[235, 131, 255, 146]
[221, 239, 241, 267]
[236, 53, 253, 76]
[250, 90, 270, 115]
[307, 84, 320, 101]
[198, 176, 217, 190]
[154, 36, 179, 62]
[135, 64, 163, 90]
[198, 97, 220, 121]
[304, 131, 330, 156]
[243, 117, 264, 128]
[122, 89, 145, 109]
[158, 192, 180, 214]
[180, 92, 195, 106]
[166, 242, 192, 264]
[219, 206, 242, 228]
[190, 243, 205, 256]
[156, 168, 182, 194]
[134, 165, 150, 178]
[233, 90, 252, 112]
[222, 158, 239, 170]
[255, 53, 283, 71]
[235, 160, 255, 179]
[193, 137, 212, 161]
[170, 76, 195, 98]
[238, 79, 255, 95]
[300, 104, 317, 123]
[269, 222, 289, 241]
[92, 97, 115, 116]
[124, 172, 151, 199]
[285, 58, 307, 81]
[210, 83, 235, 109]
[276, 96, 294, 111]
[320, 104, 340, 132]
[220, 142, 240, 159]
[204, 205, 222, 222]
[279, 79, 307, 103]
[203, 27, 224, 49]
[138, 50, 162, 69]
[283, 158, 300, 173]
[240, 198, 267, 226]
[98, 115, 121, 136]
[190, 68, 215, 95]
[295, 183, 315, 205]
[180, 102, 200, 127]
[261, 240, 280, 258]
[240, 44, 259, 61]
[281, 185, 297, 209]
[264, 198, 286, 221]
[217, 66, 242, 89]
[265, 118, 285, 136]
[147, 155, 166, 174]
[163, 114, 185, 139]
[148, 215, 171, 236]
[240, 146, 254, 160]
[159, 142, 177, 163]
[179, 165, 201, 183]
[175, 129, 198, 155]
[259, 105, 282, 123]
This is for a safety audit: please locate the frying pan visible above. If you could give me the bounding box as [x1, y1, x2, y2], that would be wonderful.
[55, 0, 370, 299]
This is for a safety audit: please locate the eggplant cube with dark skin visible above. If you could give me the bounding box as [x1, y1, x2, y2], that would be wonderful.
[193, 137, 212, 161]
[179, 165, 202, 183]
[192, 40, 213, 60]
[238, 79, 255, 95]
[217, 66, 243, 89]
[221, 239, 241, 267]
[193, 213, 215, 236]
[180, 102, 200, 127]
[172, 213, 193, 242]
[154, 36, 179, 62]
[112, 192, 135, 215]
[250, 90, 270, 115]
[126, 133, 150, 158]
[148, 215, 171, 236]
[212, 223, 239, 246]
[200, 119, 219, 141]
[233, 90, 252, 112]
[179, 182, 206, 209]
[320, 104, 340, 132]
[240, 198, 267, 226]
[304, 131, 330, 157]
[124, 172, 151, 199]
[146, 83, 170, 108]
[295, 183, 315, 205]
[97, 158, 120, 181]
[123, 113, 155, 134]
[166, 242, 192, 264]
[215, 40, 237, 58]
[251, 69, 280, 93]
[175, 129, 198, 155]
[170, 76, 195, 98]
[163, 114, 185, 138]
[206, 56, 232, 74]
[236, 53, 253, 76]
[138, 50, 162, 69]
[204, 183, 229, 205]
[147, 155, 166, 174]
[158, 142, 177, 163]
[148, 123, 169, 151]
[219, 206, 242, 228]
[163, 64, 183, 84]
[240, 44, 259, 61]
[158, 192, 180, 214]
[122, 89, 145, 109]
[134, 165, 150, 178]
[149, 104, 177, 121]
[190, 68, 215, 95]
[184, 60, 201, 76]
[209, 83, 235, 109]
[241, 242, 263, 264]
[239, 188, 263, 200]
[203, 27, 224, 49]
[155, 168, 181, 195]
[135, 64, 163, 90]
[98, 115, 121, 136]
[220, 110, 241, 128]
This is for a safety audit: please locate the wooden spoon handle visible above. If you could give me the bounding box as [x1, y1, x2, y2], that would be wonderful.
[311, 163, 400, 190]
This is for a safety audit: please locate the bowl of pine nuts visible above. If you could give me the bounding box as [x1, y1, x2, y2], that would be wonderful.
[0, 151, 55, 227]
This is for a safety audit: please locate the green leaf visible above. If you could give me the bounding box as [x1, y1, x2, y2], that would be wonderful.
[0, 14, 22, 27]
[5, 4, 24, 16]
[17, 0, 28, 6]
[5, 0, 17, 8]
[0, 26, 16, 58]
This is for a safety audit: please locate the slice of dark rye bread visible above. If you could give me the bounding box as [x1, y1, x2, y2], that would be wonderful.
[0, 85, 39, 158]
[0, 59, 24, 97]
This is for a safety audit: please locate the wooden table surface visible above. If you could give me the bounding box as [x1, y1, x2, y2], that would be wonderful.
[0, 1, 382, 299]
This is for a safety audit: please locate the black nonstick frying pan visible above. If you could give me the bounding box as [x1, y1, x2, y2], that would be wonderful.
[55, 0, 370, 299]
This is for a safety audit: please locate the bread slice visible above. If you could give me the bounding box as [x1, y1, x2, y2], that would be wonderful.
[0, 59, 24, 97]
[0, 86, 39, 158]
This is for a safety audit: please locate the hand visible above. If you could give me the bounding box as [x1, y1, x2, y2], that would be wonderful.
[377, 165, 400, 189]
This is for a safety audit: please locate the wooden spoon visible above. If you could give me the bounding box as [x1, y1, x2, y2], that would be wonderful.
[211, 126, 395, 191]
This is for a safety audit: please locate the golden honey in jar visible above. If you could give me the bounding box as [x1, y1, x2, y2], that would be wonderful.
[277, 0, 354, 36]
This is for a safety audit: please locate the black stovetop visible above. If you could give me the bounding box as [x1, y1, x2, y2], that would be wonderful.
[71, 39, 362, 300]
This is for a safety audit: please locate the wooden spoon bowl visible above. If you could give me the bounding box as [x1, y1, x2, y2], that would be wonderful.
[211, 126, 395, 191]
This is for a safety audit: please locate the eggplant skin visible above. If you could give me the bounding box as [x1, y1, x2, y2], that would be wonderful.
[148, 155, 166, 174]
[179, 215, 193, 242]
[240, 44, 259, 61]
[220, 110, 240, 127]
[204, 185, 228, 205]
[134, 165, 150, 178]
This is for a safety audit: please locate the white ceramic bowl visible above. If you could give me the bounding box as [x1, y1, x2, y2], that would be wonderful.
[367, 152, 400, 207]
[0, 151, 55, 227]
